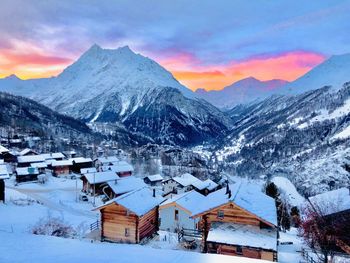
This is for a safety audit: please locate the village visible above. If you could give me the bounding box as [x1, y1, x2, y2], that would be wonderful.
[0, 140, 349, 263]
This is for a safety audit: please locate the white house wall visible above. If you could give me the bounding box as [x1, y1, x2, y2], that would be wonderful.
[159, 205, 199, 232]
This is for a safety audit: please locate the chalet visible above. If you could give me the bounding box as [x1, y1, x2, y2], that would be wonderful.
[41, 152, 65, 161]
[0, 164, 10, 202]
[94, 187, 164, 244]
[159, 190, 204, 232]
[81, 171, 119, 195]
[308, 188, 350, 254]
[163, 173, 199, 195]
[19, 148, 38, 156]
[191, 183, 278, 262]
[69, 157, 93, 173]
[30, 162, 47, 174]
[105, 176, 147, 199]
[94, 156, 119, 169]
[0, 145, 16, 163]
[51, 160, 72, 176]
[100, 160, 133, 177]
[144, 174, 163, 186]
[16, 167, 39, 183]
[192, 179, 219, 196]
[80, 167, 97, 174]
[63, 150, 77, 159]
[17, 155, 45, 167]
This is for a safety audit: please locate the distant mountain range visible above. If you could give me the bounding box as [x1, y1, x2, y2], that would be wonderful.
[195, 77, 288, 108]
[0, 45, 231, 146]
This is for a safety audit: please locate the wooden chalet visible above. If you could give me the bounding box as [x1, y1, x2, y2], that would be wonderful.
[81, 171, 119, 195]
[19, 148, 38, 156]
[191, 183, 278, 262]
[0, 164, 10, 202]
[51, 160, 72, 176]
[17, 155, 45, 167]
[105, 176, 147, 199]
[94, 187, 164, 244]
[16, 167, 39, 183]
[144, 174, 163, 186]
[100, 160, 133, 177]
[70, 157, 93, 173]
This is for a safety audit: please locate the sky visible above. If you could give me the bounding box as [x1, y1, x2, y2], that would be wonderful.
[0, 0, 350, 91]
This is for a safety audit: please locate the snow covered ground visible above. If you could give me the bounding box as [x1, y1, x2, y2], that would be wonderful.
[278, 228, 304, 263]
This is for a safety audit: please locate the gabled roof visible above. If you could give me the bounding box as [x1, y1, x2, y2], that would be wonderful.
[30, 162, 47, 168]
[192, 183, 277, 227]
[95, 187, 164, 217]
[192, 179, 218, 191]
[160, 190, 206, 215]
[17, 155, 45, 163]
[69, 157, 92, 164]
[107, 176, 147, 195]
[0, 164, 10, 179]
[100, 161, 133, 173]
[171, 173, 201, 187]
[41, 153, 65, 160]
[82, 171, 119, 184]
[16, 167, 39, 176]
[19, 148, 38, 156]
[0, 145, 9, 154]
[80, 167, 97, 174]
[51, 160, 73, 167]
[95, 156, 119, 164]
[145, 174, 163, 182]
[308, 187, 350, 216]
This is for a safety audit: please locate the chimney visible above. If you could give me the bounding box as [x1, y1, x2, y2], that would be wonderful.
[153, 188, 156, 198]
[228, 190, 232, 199]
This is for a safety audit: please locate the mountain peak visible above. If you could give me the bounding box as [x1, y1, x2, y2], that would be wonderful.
[4, 74, 21, 81]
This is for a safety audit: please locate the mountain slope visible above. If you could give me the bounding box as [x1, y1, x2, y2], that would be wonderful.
[0, 45, 232, 146]
[195, 77, 288, 108]
[283, 53, 350, 95]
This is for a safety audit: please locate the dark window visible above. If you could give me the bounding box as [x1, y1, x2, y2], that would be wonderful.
[236, 246, 243, 255]
[125, 228, 130, 237]
[217, 210, 224, 219]
[175, 209, 179, 221]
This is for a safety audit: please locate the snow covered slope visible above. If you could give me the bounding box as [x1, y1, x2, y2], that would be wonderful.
[283, 53, 350, 95]
[0, 45, 231, 146]
[195, 77, 288, 109]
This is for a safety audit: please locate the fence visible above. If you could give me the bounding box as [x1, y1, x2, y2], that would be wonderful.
[90, 220, 100, 232]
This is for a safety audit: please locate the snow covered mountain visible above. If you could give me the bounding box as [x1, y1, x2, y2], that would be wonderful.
[0, 45, 231, 146]
[283, 53, 350, 95]
[195, 77, 288, 108]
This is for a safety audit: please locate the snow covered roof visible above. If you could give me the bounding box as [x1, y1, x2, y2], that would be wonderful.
[97, 187, 164, 216]
[95, 156, 119, 164]
[16, 167, 39, 176]
[192, 183, 277, 226]
[207, 222, 277, 251]
[19, 148, 37, 156]
[192, 178, 218, 191]
[160, 191, 206, 215]
[17, 155, 45, 164]
[51, 160, 73, 167]
[0, 164, 10, 179]
[0, 145, 9, 154]
[69, 157, 92, 164]
[271, 176, 305, 207]
[145, 174, 163, 182]
[308, 187, 350, 216]
[100, 161, 133, 173]
[30, 162, 47, 169]
[41, 153, 65, 160]
[80, 167, 97, 174]
[171, 173, 201, 187]
[83, 171, 119, 184]
[107, 176, 147, 195]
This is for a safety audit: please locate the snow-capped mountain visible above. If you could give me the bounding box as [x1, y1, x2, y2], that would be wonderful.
[195, 77, 288, 108]
[283, 53, 350, 95]
[0, 45, 231, 146]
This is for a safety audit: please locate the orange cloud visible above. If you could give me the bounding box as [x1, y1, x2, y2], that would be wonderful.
[162, 51, 325, 91]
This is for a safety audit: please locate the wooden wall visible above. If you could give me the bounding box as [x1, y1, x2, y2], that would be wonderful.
[101, 203, 158, 244]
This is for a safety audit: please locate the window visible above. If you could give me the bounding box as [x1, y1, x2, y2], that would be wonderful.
[217, 210, 224, 219]
[175, 209, 179, 221]
[125, 228, 130, 237]
[236, 246, 243, 255]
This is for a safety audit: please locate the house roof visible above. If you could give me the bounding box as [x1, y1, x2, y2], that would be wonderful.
[308, 187, 350, 216]
[160, 190, 206, 215]
[207, 222, 277, 251]
[107, 176, 147, 195]
[192, 179, 218, 191]
[0, 164, 10, 179]
[0, 145, 9, 154]
[41, 153, 65, 160]
[51, 160, 73, 167]
[80, 167, 97, 174]
[19, 148, 37, 156]
[16, 167, 39, 176]
[30, 162, 47, 168]
[192, 183, 277, 227]
[96, 187, 164, 217]
[172, 173, 201, 187]
[82, 171, 119, 184]
[17, 155, 45, 163]
[100, 161, 134, 173]
[95, 156, 119, 164]
[145, 174, 163, 182]
[69, 157, 92, 164]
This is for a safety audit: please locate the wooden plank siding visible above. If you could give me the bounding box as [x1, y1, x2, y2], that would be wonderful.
[100, 203, 159, 244]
